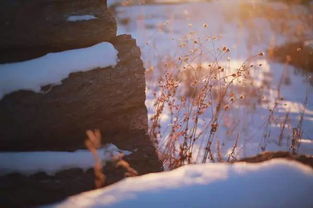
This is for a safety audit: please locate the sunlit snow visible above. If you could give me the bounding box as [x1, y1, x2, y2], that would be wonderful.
[48, 159, 313, 208]
[0, 42, 118, 99]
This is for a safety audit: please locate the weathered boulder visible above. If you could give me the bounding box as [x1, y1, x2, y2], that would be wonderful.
[0, 0, 116, 63]
[0, 1, 163, 207]
[0, 35, 149, 151]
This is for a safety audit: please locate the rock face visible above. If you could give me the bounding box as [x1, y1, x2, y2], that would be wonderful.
[0, 0, 162, 207]
[0, 0, 116, 63]
[0, 34, 148, 152]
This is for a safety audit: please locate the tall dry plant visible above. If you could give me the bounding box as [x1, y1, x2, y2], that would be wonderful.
[146, 13, 310, 169]
[149, 30, 310, 169]
[85, 129, 106, 188]
[148, 27, 267, 168]
[85, 129, 138, 188]
[116, 160, 138, 177]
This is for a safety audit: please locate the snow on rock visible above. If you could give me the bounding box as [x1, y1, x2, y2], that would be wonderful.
[67, 15, 97, 22]
[47, 159, 313, 208]
[0, 144, 131, 176]
[0, 42, 118, 99]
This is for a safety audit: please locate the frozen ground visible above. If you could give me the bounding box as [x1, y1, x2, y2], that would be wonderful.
[47, 159, 313, 208]
[114, 0, 313, 162]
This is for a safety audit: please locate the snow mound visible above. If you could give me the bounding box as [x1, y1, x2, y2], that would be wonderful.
[0, 144, 131, 176]
[0, 42, 118, 99]
[48, 159, 313, 208]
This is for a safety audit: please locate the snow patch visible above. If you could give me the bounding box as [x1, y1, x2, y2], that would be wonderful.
[47, 159, 313, 208]
[0, 144, 131, 176]
[0, 42, 118, 99]
[67, 15, 97, 22]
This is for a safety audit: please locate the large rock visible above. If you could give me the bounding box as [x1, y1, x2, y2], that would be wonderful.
[0, 35, 149, 151]
[0, 0, 116, 63]
[0, 1, 163, 207]
[0, 35, 164, 207]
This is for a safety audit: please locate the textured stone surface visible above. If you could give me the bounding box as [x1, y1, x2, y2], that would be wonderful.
[0, 0, 116, 63]
[0, 33, 164, 206]
[0, 35, 149, 151]
[0, 1, 163, 207]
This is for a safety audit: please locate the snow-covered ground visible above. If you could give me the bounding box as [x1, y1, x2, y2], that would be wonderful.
[46, 159, 313, 208]
[0, 144, 131, 176]
[0, 42, 117, 99]
[114, 0, 313, 162]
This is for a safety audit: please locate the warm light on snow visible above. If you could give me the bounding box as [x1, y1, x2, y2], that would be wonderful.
[47, 159, 313, 208]
[118, 0, 313, 159]
[0, 42, 118, 99]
